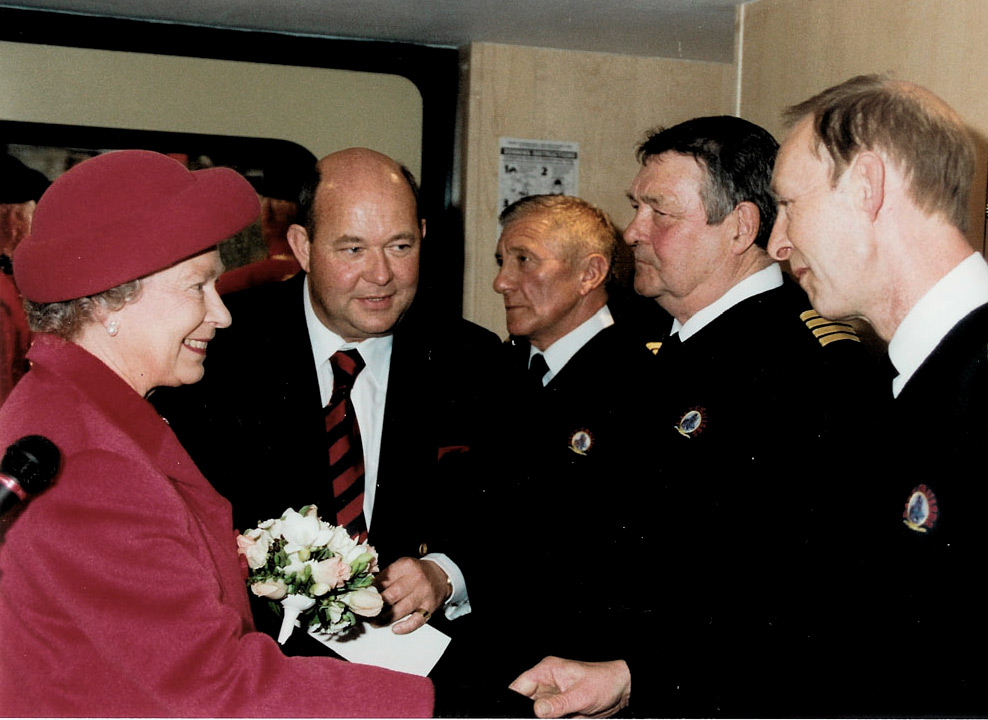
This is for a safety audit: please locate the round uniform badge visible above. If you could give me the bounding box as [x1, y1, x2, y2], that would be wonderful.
[903, 484, 938, 533]
[568, 429, 593, 455]
[675, 408, 706, 439]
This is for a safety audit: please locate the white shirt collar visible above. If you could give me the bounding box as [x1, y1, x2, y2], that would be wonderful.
[530, 304, 614, 384]
[888, 252, 988, 397]
[302, 275, 392, 404]
[673, 264, 784, 341]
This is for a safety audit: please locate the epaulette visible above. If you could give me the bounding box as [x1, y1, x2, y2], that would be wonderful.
[800, 309, 860, 346]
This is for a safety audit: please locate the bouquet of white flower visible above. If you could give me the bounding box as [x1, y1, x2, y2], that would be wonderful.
[236, 505, 383, 644]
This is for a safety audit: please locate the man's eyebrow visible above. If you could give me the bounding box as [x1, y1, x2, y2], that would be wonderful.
[628, 191, 666, 206]
[504, 242, 535, 255]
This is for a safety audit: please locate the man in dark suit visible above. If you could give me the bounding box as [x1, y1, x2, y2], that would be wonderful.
[768, 74, 988, 716]
[510, 116, 884, 718]
[153, 148, 501, 651]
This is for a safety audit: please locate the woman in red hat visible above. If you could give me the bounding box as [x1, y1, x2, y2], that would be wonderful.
[0, 150, 433, 718]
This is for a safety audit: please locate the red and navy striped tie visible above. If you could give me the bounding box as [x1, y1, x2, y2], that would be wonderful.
[325, 349, 367, 541]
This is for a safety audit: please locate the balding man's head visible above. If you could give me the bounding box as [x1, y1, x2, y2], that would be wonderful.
[286, 148, 423, 342]
[297, 148, 420, 237]
[783, 74, 975, 231]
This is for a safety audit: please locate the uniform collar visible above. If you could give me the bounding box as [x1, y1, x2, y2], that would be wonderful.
[889, 252, 988, 397]
[531, 304, 614, 381]
[673, 264, 783, 341]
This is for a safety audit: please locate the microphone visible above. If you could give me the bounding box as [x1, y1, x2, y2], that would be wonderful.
[0, 435, 61, 516]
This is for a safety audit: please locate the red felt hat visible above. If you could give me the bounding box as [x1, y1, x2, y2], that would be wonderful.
[14, 150, 260, 303]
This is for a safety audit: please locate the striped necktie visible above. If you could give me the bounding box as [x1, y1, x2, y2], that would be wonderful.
[325, 349, 367, 540]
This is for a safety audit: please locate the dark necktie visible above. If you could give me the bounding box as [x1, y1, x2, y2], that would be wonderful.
[529, 353, 549, 389]
[325, 349, 367, 540]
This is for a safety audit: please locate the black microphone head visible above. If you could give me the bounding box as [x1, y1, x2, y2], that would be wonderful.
[0, 435, 60, 494]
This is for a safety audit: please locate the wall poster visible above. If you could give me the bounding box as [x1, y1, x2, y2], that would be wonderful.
[498, 137, 579, 215]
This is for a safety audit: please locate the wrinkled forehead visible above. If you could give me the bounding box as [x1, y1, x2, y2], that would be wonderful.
[499, 212, 557, 248]
[631, 152, 708, 195]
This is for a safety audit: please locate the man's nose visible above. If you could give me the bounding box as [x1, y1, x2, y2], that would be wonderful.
[364, 249, 395, 285]
[623, 212, 645, 246]
[767, 216, 792, 262]
[493, 265, 511, 294]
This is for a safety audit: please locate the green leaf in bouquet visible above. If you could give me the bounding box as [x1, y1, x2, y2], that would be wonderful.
[268, 600, 283, 618]
[272, 544, 289, 569]
[349, 552, 375, 575]
[349, 575, 375, 589]
[312, 546, 334, 561]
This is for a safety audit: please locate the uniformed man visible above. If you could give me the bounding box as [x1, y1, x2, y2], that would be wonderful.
[768, 74, 988, 716]
[469, 195, 657, 694]
[510, 115, 884, 718]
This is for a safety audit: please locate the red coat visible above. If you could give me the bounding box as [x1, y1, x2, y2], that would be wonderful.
[0, 270, 30, 406]
[0, 334, 433, 717]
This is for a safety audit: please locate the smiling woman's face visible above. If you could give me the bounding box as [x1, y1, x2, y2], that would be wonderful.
[106, 249, 231, 395]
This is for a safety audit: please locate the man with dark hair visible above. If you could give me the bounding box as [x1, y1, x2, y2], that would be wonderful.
[769, 75, 988, 715]
[509, 116, 881, 718]
[153, 149, 501, 660]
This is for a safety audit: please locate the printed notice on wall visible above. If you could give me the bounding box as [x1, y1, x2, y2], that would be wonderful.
[498, 138, 579, 214]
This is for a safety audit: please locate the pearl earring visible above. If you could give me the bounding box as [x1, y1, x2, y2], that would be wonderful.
[106, 320, 119, 337]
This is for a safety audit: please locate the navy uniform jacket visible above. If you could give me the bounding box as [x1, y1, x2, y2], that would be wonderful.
[501, 322, 657, 650]
[830, 302, 988, 716]
[446, 315, 661, 717]
[151, 273, 503, 657]
[624, 276, 887, 717]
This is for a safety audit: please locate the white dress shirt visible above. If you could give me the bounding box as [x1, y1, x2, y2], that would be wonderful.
[529, 304, 614, 383]
[888, 252, 988, 398]
[301, 277, 469, 617]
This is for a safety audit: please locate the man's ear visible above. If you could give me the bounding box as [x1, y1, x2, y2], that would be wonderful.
[420, 218, 427, 241]
[850, 151, 886, 222]
[579, 253, 609, 295]
[729, 201, 760, 255]
[286, 224, 312, 272]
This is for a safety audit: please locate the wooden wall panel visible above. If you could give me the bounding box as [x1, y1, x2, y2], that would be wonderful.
[459, 42, 736, 334]
[740, 0, 988, 252]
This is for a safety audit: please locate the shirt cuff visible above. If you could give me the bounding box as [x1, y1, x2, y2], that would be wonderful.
[422, 552, 471, 620]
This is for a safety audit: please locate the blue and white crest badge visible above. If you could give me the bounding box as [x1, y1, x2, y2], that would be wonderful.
[903, 484, 938, 533]
[568, 429, 593, 455]
[675, 408, 706, 439]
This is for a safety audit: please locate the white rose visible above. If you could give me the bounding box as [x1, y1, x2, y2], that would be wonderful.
[346, 587, 384, 617]
[326, 525, 356, 555]
[282, 509, 334, 554]
[250, 579, 288, 600]
[236, 531, 271, 569]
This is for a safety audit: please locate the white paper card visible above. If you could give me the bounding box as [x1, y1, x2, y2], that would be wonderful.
[308, 619, 451, 677]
